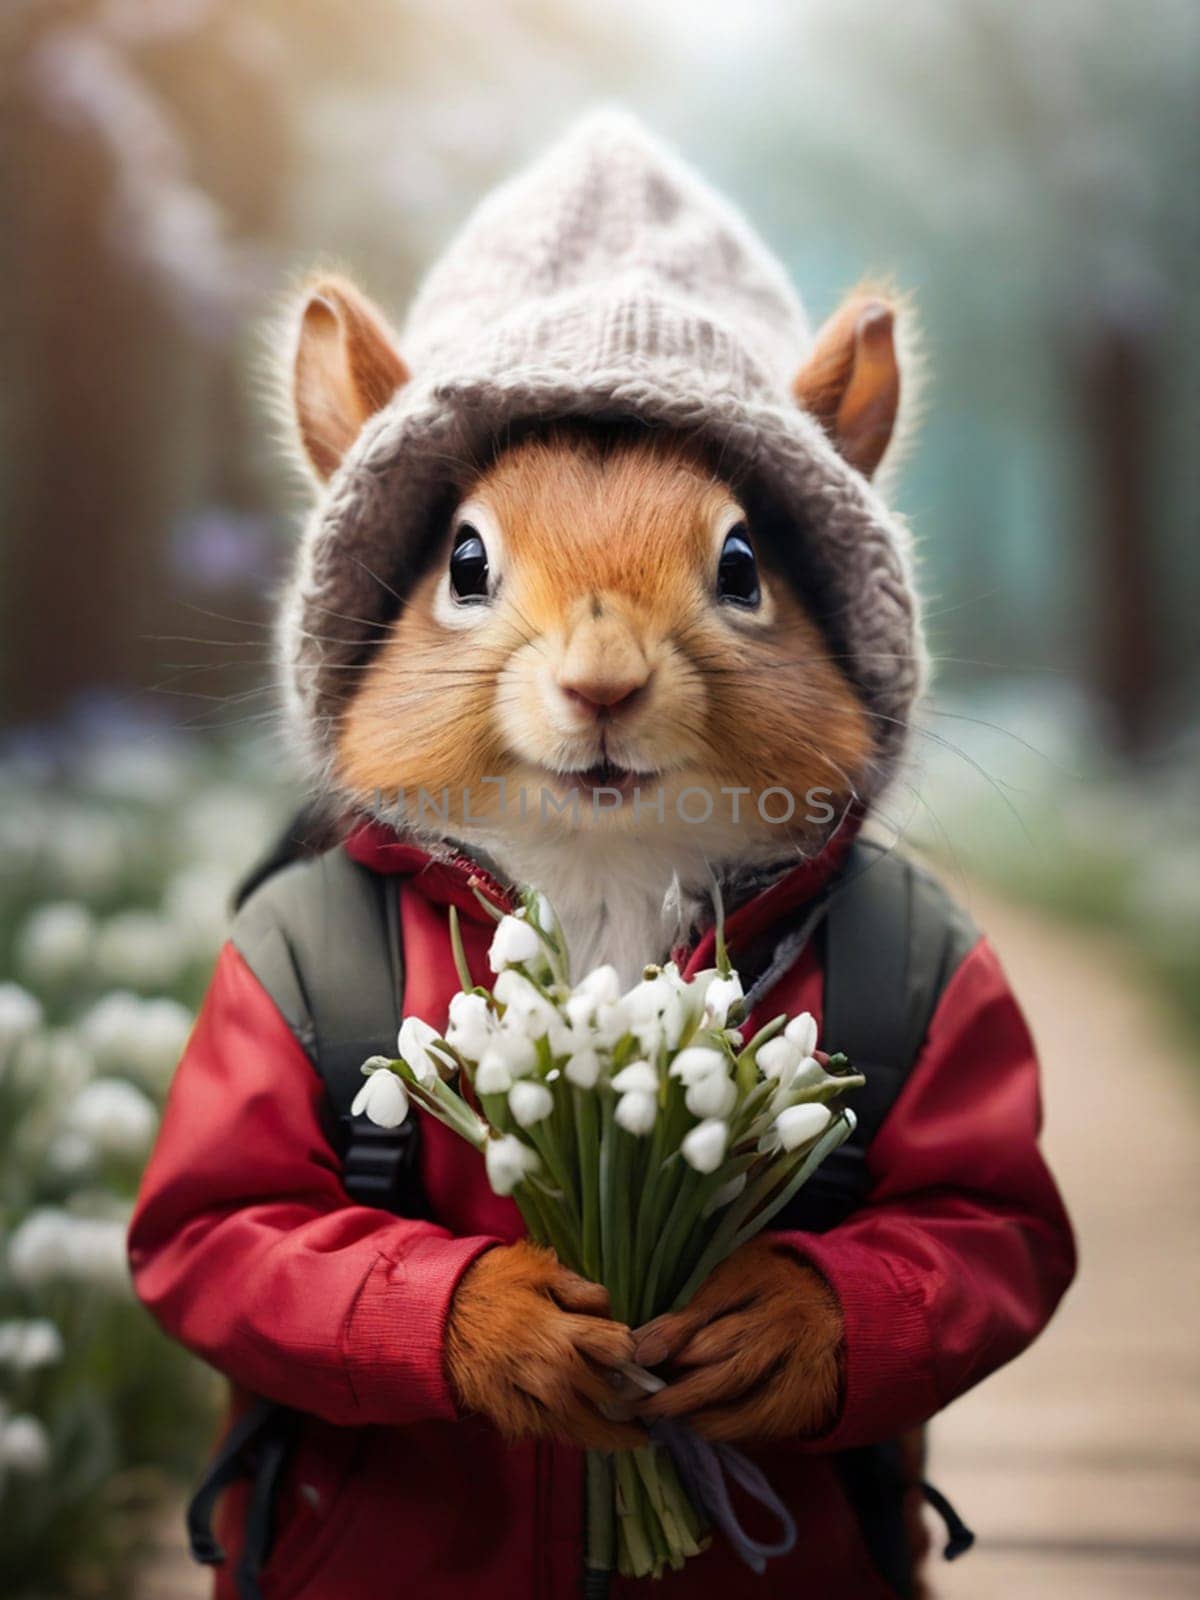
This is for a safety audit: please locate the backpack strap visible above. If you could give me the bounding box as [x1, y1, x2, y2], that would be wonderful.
[230, 848, 423, 1213]
[775, 840, 979, 1233]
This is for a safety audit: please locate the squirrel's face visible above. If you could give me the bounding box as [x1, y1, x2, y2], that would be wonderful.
[335, 429, 872, 857]
[287, 273, 907, 862]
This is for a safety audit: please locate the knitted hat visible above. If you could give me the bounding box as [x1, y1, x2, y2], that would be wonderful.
[279, 110, 925, 791]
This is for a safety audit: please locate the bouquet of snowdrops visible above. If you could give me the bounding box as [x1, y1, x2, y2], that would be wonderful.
[355, 888, 863, 1581]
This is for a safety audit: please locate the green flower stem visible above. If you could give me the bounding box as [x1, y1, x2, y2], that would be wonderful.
[585, 1451, 615, 1575]
[573, 1087, 602, 1282]
[671, 1111, 855, 1308]
[614, 1452, 658, 1578]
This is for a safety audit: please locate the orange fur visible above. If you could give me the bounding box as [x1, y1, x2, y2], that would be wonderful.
[336, 427, 873, 850]
[632, 1236, 844, 1442]
[445, 1240, 641, 1451]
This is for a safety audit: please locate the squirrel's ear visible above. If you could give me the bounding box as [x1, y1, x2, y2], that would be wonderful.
[792, 293, 901, 480]
[291, 276, 408, 481]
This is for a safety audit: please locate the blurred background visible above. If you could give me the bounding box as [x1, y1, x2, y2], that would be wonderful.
[0, 1, 1196, 1596]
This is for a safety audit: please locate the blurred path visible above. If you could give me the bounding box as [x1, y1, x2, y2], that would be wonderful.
[931, 881, 1200, 1599]
[135, 883, 1200, 1599]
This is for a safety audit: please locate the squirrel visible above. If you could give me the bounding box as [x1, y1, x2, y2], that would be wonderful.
[130, 113, 1074, 1600]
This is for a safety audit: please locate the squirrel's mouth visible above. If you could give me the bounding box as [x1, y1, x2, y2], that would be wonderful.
[559, 760, 660, 796]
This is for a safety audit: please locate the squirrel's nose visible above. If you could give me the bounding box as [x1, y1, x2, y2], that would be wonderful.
[557, 673, 648, 718]
[556, 606, 651, 719]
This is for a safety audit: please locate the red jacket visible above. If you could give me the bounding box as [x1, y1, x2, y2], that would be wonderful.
[129, 828, 1075, 1600]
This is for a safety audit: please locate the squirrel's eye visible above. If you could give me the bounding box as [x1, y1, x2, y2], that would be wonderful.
[716, 525, 760, 609]
[449, 524, 490, 602]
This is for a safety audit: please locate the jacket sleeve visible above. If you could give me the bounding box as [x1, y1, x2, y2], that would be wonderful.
[774, 937, 1077, 1450]
[127, 941, 499, 1426]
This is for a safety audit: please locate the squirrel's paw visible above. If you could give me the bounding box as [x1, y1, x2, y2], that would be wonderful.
[446, 1240, 642, 1451]
[631, 1237, 844, 1442]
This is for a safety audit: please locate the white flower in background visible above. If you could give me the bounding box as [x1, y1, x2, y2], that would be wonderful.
[0, 1319, 64, 1373]
[615, 1089, 658, 1136]
[164, 864, 231, 956]
[485, 1133, 540, 1196]
[79, 991, 192, 1088]
[0, 983, 43, 1063]
[397, 1017, 450, 1086]
[45, 1130, 97, 1178]
[684, 1069, 737, 1120]
[7, 1209, 131, 1294]
[15, 902, 96, 987]
[611, 1061, 658, 1096]
[681, 1118, 728, 1174]
[1, 1413, 52, 1476]
[508, 1080, 554, 1128]
[64, 1077, 158, 1160]
[6, 1210, 75, 1284]
[564, 1047, 602, 1090]
[488, 915, 542, 971]
[49, 809, 125, 898]
[784, 1012, 819, 1058]
[444, 992, 495, 1057]
[95, 911, 188, 989]
[592, 999, 631, 1049]
[668, 1046, 726, 1087]
[704, 974, 743, 1027]
[774, 1102, 833, 1152]
[352, 1069, 410, 1129]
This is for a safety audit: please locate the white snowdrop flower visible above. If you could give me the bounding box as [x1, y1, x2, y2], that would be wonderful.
[2, 1414, 52, 1475]
[611, 1061, 658, 1095]
[704, 974, 743, 1027]
[445, 993, 494, 1057]
[708, 1171, 747, 1210]
[95, 911, 187, 989]
[508, 1080, 554, 1128]
[0, 983, 43, 1054]
[681, 1118, 728, 1174]
[756, 1037, 803, 1081]
[473, 1050, 514, 1095]
[533, 893, 558, 937]
[487, 1029, 538, 1078]
[685, 1070, 737, 1120]
[485, 1134, 540, 1196]
[624, 974, 673, 1025]
[6, 1210, 74, 1286]
[573, 965, 620, 1007]
[614, 1089, 657, 1136]
[488, 915, 542, 971]
[564, 1048, 602, 1090]
[397, 1017, 449, 1086]
[494, 970, 558, 1039]
[775, 1102, 833, 1151]
[592, 999, 631, 1048]
[351, 1070, 410, 1129]
[784, 1012, 819, 1058]
[65, 1078, 157, 1160]
[0, 1319, 64, 1372]
[15, 903, 95, 988]
[564, 993, 597, 1031]
[669, 1046, 727, 1086]
[771, 1055, 826, 1108]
